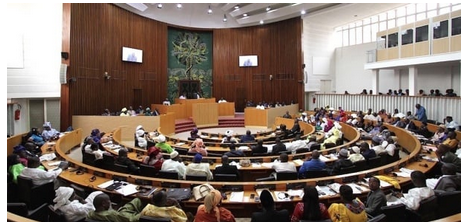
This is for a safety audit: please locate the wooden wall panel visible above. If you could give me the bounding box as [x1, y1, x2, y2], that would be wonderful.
[66, 4, 303, 122]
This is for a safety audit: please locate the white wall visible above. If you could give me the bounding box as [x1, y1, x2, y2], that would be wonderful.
[6, 3, 63, 135]
[302, 19, 336, 93]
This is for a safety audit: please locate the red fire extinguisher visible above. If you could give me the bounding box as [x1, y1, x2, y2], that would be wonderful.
[312, 97, 316, 104]
[14, 104, 21, 120]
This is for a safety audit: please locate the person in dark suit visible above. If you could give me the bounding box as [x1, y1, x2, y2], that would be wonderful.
[434, 163, 461, 192]
[251, 189, 289, 222]
[240, 130, 256, 143]
[224, 143, 245, 157]
[252, 139, 268, 155]
[214, 155, 240, 179]
[404, 118, 418, 132]
[329, 148, 354, 175]
[365, 177, 387, 217]
[271, 138, 287, 155]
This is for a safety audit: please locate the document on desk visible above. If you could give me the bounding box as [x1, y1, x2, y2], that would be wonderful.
[288, 189, 304, 198]
[175, 142, 185, 146]
[229, 191, 244, 202]
[293, 159, 304, 165]
[346, 183, 369, 194]
[327, 182, 342, 193]
[40, 153, 56, 162]
[316, 185, 337, 197]
[98, 180, 115, 189]
[261, 162, 273, 168]
[115, 183, 139, 196]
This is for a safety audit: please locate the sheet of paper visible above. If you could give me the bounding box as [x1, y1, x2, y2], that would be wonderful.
[316, 185, 337, 197]
[293, 159, 304, 165]
[98, 180, 115, 189]
[116, 183, 139, 196]
[39, 153, 56, 162]
[261, 162, 273, 168]
[346, 183, 370, 194]
[229, 191, 244, 202]
[252, 163, 263, 168]
[47, 161, 61, 166]
[287, 189, 304, 198]
[327, 182, 342, 193]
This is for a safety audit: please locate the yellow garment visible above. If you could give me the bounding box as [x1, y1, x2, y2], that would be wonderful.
[328, 201, 368, 222]
[141, 204, 187, 222]
[375, 175, 401, 190]
[321, 128, 341, 149]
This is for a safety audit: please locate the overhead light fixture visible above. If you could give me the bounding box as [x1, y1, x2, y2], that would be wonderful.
[234, 5, 240, 10]
[157, 3, 162, 9]
[208, 5, 212, 14]
[223, 14, 227, 22]
[260, 20, 264, 24]
[243, 13, 248, 17]
[301, 10, 306, 15]
[176, 3, 182, 9]
[266, 6, 271, 11]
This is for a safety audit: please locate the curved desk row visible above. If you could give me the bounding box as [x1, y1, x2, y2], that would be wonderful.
[36, 123, 435, 217]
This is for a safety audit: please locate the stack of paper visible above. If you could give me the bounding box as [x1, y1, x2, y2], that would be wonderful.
[229, 191, 244, 202]
[346, 183, 370, 194]
[327, 182, 342, 193]
[115, 183, 139, 196]
[287, 189, 304, 198]
[316, 185, 337, 197]
[39, 153, 56, 162]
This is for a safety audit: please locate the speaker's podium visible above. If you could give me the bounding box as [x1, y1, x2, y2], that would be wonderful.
[192, 103, 218, 127]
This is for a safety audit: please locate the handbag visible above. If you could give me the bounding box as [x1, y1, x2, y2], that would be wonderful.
[166, 188, 192, 201]
[239, 159, 251, 167]
[192, 183, 214, 201]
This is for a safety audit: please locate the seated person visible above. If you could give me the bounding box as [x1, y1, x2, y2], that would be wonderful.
[189, 138, 208, 156]
[179, 93, 186, 99]
[251, 139, 268, 155]
[87, 193, 143, 222]
[370, 136, 386, 155]
[19, 156, 68, 187]
[436, 144, 461, 172]
[155, 135, 174, 154]
[184, 154, 213, 181]
[383, 137, 397, 157]
[271, 138, 287, 155]
[444, 116, 459, 131]
[251, 189, 289, 222]
[328, 148, 354, 175]
[348, 146, 365, 163]
[427, 162, 461, 192]
[163, 98, 171, 106]
[140, 189, 188, 222]
[291, 185, 330, 222]
[404, 118, 418, 132]
[7, 154, 26, 183]
[283, 111, 292, 119]
[218, 97, 227, 103]
[144, 107, 153, 116]
[90, 128, 102, 143]
[41, 122, 60, 141]
[224, 143, 245, 157]
[442, 131, 459, 151]
[359, 142, 376, 160]
[221, 130, 239, 144]
[214, 155, 240, 179]
[135, 125, 147, 149]
[328, 185, 367, 221]
[194, 189, 235, 222]
[388, 171, 435, 211]
[298, 150, 326, 178]
[321, 123, 342, 149]
[142, 147, 164, 172]
[189, 128, 200, 140]
[53, 186, 103, 222]
[306, 135, 320, 151]
[115, 149, 140, 174]
[86, 143, 105, 160]
[240, 130, 256, 143]
[26, 127, 45, 147]
[289, 119, 301, 136]
[415, 122, 434, 139]
[13, 144, 31, 166]
[161, 151, 186, 179]
[430, 125, 447, 144]
[119, 107, 130, 116]
[364, 177, 387, 217]
[271, 153, 297, 178]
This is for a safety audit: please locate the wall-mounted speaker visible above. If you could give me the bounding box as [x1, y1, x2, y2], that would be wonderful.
[60, 64, 68, 84]
[61, 52, 69, 60]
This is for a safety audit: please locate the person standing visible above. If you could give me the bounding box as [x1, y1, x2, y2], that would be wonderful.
[414, 103, 427, 123]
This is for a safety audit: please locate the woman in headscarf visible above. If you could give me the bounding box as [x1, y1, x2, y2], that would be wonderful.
[143, 147, 164, 172]
[189, 138, 208, 156]
[194, 189, 236, 222]
[41, 122, 59, 141]
[26, 127, 45, 147]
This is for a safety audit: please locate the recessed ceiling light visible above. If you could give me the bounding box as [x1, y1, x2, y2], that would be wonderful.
[157, 3, 162, 9]
[266, 6, 271, 11]
[234, 5, 240, 10]
[176, 3, 182, 9]
[223, 14, 227, 22]
[260, 20, 264, 24]
[243, 13, 248, 17]
[208, 5, 212, 14]
[301, 10, 306, 15]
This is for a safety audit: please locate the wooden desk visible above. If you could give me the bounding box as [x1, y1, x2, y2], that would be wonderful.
[245, 104, 299, 128]
[174, 98, 216, 118]
[218, 102, 235, 116]
[7, 132, 27, 155]
[192, 103, 218, 127]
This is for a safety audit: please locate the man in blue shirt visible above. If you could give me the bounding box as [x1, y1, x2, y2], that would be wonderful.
[298, 150, 326, 178]
[414, 103, 427, 123]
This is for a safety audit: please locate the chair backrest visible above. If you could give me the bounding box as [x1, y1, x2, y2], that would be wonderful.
[113, 163, 129, 173]
[158, 170, 179, 180]
[381, 203, 406, 222]
[367, 156, 382, 169]
[417, 195, 438, 221]
[7, 202, 29, 217]
[186, 174, 208, 181]
[302, 170, 330, 179]
[139, 164, 158, 177]
[339, 164, 357, 174]
[82, 152, 96, 166]
[102, 153, 115, 170]
[48, 204, 67, 222]
[17, 175, 54, 210]
[276, 171, 298, 181]
[436, 191, 461, 218]
[367, 213, 387, 222]
[139, 216, 171, 222]
[175, 148, 188, 155]
[295, 148, 309, 154]
[309, 143, 321, 151]
[354, 159, 368, 171]
[214, 174, 238, 182]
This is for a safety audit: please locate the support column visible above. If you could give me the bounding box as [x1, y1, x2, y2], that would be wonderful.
[393, 69, 401, 90]
[408, 66, 418, 96]
[372, 69, 379, 94]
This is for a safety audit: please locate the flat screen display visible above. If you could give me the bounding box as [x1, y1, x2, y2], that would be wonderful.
[239, 55, 258, 67]
[122, 47, 143, 63]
